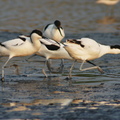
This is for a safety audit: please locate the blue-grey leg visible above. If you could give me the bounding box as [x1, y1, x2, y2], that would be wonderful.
[42, 60, 48, 77]
[1, 57, 12, 82]
[79, 60, 104, 73]
[69, 60, 76, 79]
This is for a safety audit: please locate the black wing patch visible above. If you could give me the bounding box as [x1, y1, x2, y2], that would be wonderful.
[0, 42, 6, 47]
[45, 44, 60, 51]
[110, 45, 120, 49]
[44, 24, 51, 31]
[18, 36, 26, 41]
[77, 41, 84, 47]
[67, 39, 84, 47]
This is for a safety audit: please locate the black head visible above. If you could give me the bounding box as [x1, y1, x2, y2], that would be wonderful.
[54, 20, 63, 37]
[54, 20, 61, 27]
[30, 29, 43, 37]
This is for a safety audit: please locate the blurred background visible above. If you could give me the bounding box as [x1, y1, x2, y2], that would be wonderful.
[0, 0, 120, 34]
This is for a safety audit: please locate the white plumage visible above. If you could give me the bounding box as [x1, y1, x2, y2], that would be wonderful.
[43, 20, 65, 42]
[0, 29, 42, 81]
[96, 0, 120, 5]
[36, 38, 73, 77]
[42, 20, 65, 73]
[64, 38, 120, 78]
[96, 0, 120, 16]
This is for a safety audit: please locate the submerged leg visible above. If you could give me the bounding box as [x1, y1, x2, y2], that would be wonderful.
[26, 54, 37, 61]
[59, 59, 64, 73]
[69, 60, 76, 79]
[46, 59, 52, 75]
[1, 57, 12, 82]
[79, 60, 104, 73]
[42, 60, 48, 77]
[46, 59, 54, 73]
[46, 59, 64, 73]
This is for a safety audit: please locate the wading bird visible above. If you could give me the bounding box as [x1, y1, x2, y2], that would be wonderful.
[36, 38, 73, 77]
[43, 20, 65, 71]
[96, 0, 120, 6]
[64, 38, 120, 78]
[96, 0, 120, 16]
[43, 20, 65, 42]
[0, 29, 42, 81]
[26, 36, 102, 77]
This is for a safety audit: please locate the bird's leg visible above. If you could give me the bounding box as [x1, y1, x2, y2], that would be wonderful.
[42, 60, 48, 77]
[46, 59, 64, 73]
[79, 60, 104, 73]
[86, 60, 104, 73]
[59, 59, 64, 73]
[10, 64, 19, 75]
[26, 54, 37, 61]
[46, 60, 52, 76]
[1, 57, 11, 82]
[68, 60, 76, 79]
[110, 5, 114, 17]
[46, 59, 54, 72]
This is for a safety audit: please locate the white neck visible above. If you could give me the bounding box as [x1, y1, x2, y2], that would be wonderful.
[30, 33, 41, 50]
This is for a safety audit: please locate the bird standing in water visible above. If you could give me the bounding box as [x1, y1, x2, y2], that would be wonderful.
[96, 0, 120, 16]
[43, 20, 65, 72]
[0, 29, 42, 81]
[36, 38, 73, 77]
[64, 38, 120, 78]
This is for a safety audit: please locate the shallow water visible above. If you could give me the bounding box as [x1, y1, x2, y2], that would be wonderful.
[0, 0, 120, 34]
[0, 0, 120, 119]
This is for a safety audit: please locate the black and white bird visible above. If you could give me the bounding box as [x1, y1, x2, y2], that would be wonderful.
[43, 20, 65, 71]
[27, 36, 103, 77]
[43, 20, 65, 42]
[96, 0, 120, 16]
[64, 38, 120, 78]
[36, 38, 73, 77]
[0, 29, 42, 81]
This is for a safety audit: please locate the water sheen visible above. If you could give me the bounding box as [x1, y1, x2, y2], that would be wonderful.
[0, 0, 120, 33]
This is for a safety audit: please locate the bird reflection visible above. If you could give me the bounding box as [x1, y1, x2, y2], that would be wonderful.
[96, 16, 118, 24]
[10, 64, 20, 75]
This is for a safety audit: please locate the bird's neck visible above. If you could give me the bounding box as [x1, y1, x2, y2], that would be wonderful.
[30, 37, 41, 50]
[99, 44, 120, 57]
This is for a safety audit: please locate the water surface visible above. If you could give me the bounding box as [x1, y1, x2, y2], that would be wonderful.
[0, 0, 120, 34]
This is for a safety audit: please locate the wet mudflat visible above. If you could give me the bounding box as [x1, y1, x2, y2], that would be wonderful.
[0, 32, 120, 120]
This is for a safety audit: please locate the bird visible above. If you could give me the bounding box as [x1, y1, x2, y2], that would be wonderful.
[43, 20, 65, 42]
[19, 32, 71, 77]
[0, 29, 42, 81]
[64, 38, 120, 78]
[36, 38, 73, 77]
[43, 20, 65, 71]
[96, 0, 120, 6]
[27, 37, 103, 77]
[96, 0, 120, 16]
